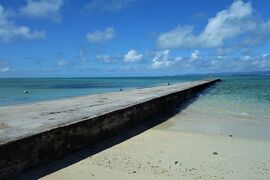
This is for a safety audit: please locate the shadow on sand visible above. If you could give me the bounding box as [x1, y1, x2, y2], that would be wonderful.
[17, 85, 218, 180]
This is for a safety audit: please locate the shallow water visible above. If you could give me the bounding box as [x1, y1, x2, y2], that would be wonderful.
[1, 75, 270, 139]
[162, 76, 270, 139]
[0, 76, 206, 107]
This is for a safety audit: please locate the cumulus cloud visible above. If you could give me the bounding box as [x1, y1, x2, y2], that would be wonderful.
[86, 27, 115, 43]
[157, 0, 270, 49]
[86, 0, 134, 12]
[242, 55, 251, 60]
[20, 0, 64, 21]
[96, 54, 111, 63]
[96, 54, 122, 63]
[91, 49, 270, 74]
[78, 49, 88, 64]
[124, 49, 143, 62]
[0, 4, 45, 42]
[151, 50, 182, 69]
[251, 53, 270, 70]
[262, 53, 270, 58]
[150, 51, 270, 73]
[0, 67, 14, 72]
[190, 50, 201, 61]
[220, 54, 270, 72]
[57, 60, 69, 67]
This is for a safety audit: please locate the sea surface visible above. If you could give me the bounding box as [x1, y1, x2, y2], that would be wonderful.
[0, 76, 270, 134]
[0, 75, 270, 139]
[0, 76, 207, 107]
[161, 75, 270, 139]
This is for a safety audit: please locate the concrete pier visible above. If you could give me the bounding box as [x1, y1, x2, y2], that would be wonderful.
[0, 79, 220, 179]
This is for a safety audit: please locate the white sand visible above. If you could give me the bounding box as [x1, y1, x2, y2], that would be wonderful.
[41, 113, 270, 180]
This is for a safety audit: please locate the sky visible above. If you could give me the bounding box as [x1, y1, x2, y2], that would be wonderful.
[0, 0, 270, 77]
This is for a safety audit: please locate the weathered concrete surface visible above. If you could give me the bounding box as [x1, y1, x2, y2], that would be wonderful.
[0, 79, 220, 179]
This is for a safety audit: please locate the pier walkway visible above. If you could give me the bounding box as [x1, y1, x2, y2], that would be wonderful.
[0, 79, 220, 178]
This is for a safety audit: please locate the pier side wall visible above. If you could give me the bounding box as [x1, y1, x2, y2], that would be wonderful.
[0, 79, 220, 179]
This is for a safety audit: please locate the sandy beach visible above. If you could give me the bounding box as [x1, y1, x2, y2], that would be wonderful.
[2, 0, 270, 179]
[25, 102, 270, 180]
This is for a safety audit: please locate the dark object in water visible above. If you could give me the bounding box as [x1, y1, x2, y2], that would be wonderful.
[24, 90, 28, 94]
[229, 135, 233, 137]
[168, 83, 170, 85]
[213, 152, 218, 155]
[120, 88, 123, 91]
[175, 161, 178, 164]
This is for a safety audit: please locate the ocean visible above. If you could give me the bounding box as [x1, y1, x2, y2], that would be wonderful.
[0, 76, 207, 107]
[0, 75, 270, 139]
[162, 75, 270, 139]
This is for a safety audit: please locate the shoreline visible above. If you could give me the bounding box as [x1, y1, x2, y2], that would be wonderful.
[10, 76, 270, 179]
[36, 102, 270, 180]
[0, 79, 220, 179]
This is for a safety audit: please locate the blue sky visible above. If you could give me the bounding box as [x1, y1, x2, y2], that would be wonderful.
[0, 0, 270, 77]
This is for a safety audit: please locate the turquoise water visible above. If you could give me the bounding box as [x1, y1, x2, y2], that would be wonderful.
[165, 75, 270, 139]
[202, 76, 270, 120]
[0, 76, 207, 107]
[1, 75, 270, 138]
[0, 76, 269, 118]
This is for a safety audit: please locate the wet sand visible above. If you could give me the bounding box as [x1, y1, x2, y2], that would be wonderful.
[0, 123, 7, 129]
[36, 110, 270, 180]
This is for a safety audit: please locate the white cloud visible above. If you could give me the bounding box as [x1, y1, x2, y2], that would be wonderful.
[86, 0, 134, 12]
[189, 53, 270, 73]
[151, 50, 182, 69]
[119, 49, 269, 73]
[262, 53, 270, 59]
[78, 49, 88, 64]
[96, 54, 122, 63]
[157, 0, 270, 49]
[96, 54, 111, 63]
[124, 49, 143, 62]
[242, 55, 251, 60]
[157, 26, 196, 49]
[86, 27, 115, 43]
[0, 67, 14, 72]
[174, 56, 183, 61]
[57, 60, 69, 67]
[236, 54, 270, 71]
[217, 55, 226, 59]
[190, 50, 200, 61]
[0, 4, 45, 42]
[20, 0, 64, 21]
